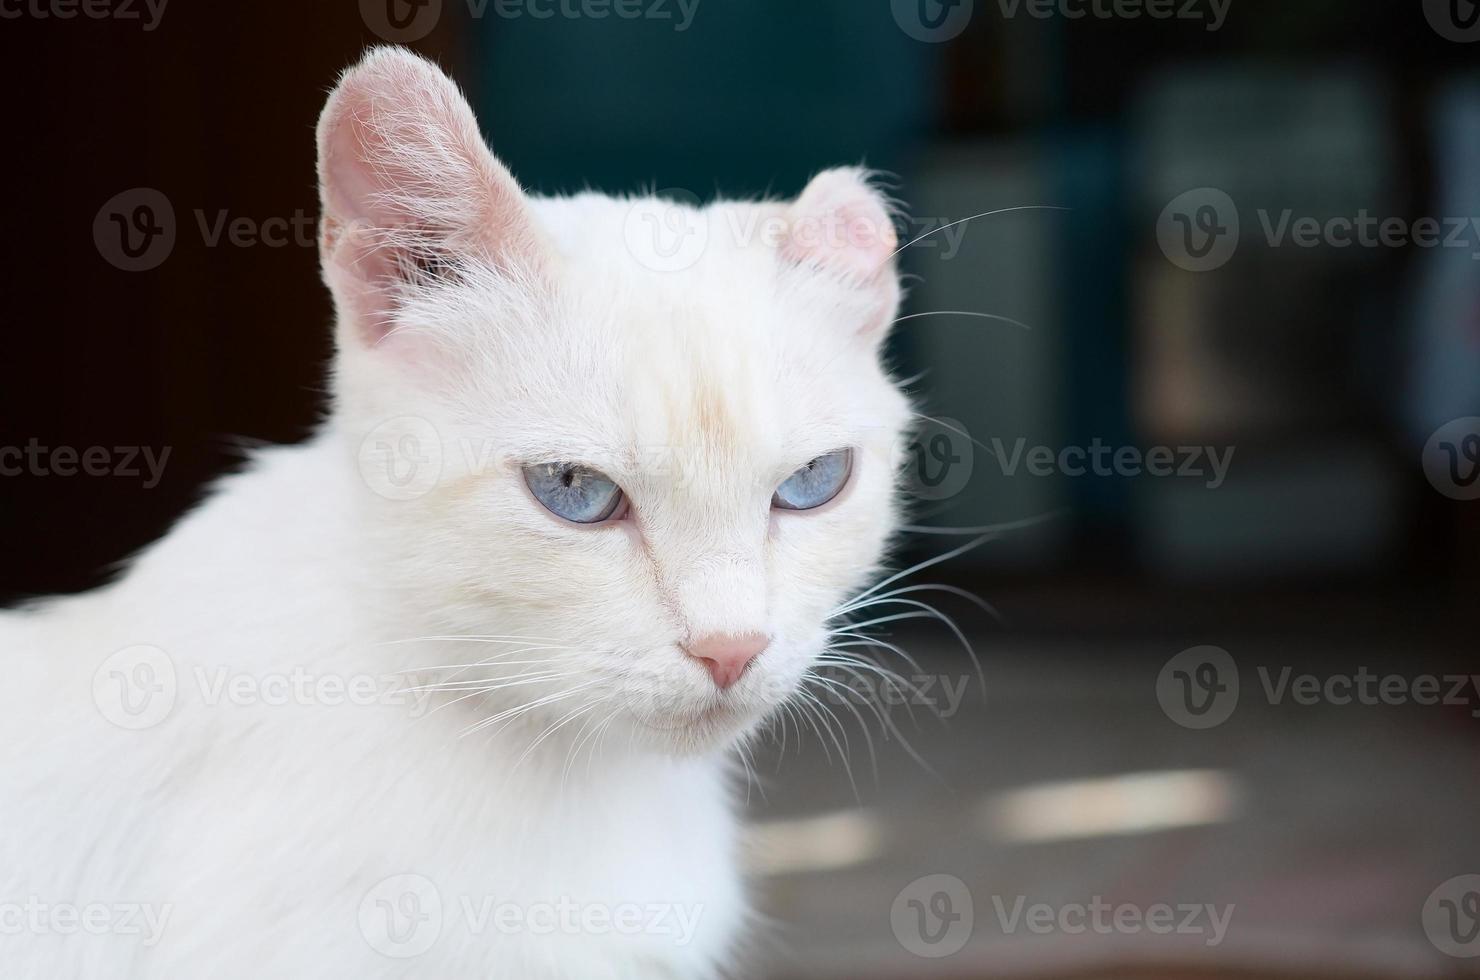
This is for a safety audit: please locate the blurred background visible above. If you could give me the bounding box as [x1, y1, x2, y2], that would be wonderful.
[2, 1, 1478, 977]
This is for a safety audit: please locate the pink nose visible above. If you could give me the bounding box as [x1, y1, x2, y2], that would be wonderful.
[683, 632, 768, 690]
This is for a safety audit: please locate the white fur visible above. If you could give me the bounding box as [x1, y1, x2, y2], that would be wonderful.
[0, 48, 911, 978]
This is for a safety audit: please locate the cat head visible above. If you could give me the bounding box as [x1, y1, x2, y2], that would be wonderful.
[318, 47, 912, 754]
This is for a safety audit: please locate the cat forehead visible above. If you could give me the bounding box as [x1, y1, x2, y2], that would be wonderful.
[436, 193, 899, 463]
[522, 193, 873, 352]
[484, 294, 872, 467]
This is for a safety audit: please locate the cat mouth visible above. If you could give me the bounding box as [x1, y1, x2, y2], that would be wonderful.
[631, 697, 747, 736]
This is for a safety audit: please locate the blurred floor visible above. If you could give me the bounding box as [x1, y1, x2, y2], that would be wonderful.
[742, 617, 1480, 979]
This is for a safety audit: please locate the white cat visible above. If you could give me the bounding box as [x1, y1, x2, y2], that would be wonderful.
[0, 47, 912, 978]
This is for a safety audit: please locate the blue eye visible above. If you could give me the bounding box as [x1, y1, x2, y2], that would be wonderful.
[523, 462, 627, 524]
[773, 449, 853, 511]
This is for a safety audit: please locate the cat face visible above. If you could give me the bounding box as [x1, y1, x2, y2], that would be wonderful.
[319, 48, 911, 753]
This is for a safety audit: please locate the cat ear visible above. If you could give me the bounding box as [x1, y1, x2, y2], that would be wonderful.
[316, 47, 547, 348]
[782, 168, 902, 341]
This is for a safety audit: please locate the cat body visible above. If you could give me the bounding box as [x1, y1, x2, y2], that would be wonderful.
[0, 47, 910, 978]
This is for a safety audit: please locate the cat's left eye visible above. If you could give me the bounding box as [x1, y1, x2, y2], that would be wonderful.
[523, 462, 628, 525]
[773, 449, 853, 512]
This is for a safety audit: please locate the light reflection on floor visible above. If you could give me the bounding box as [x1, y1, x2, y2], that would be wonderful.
[743, 633, 1480, 979]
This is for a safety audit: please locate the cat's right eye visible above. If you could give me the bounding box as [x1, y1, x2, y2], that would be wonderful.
[523, 462, 628, 525]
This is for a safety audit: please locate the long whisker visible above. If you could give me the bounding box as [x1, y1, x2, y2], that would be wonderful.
[793, 687, 858, 801]
[379, 634, 566, 647]
[812, 655, 941, 775]
[885, 205, 1070, 261]
[802, 671, 880, 782]
[893, 310, 1033, 331]
[899, 512, 1063, 536]
[826, 631, 925, 674]
[838, 583, 1005, 627]
[847, 533, 998, 610]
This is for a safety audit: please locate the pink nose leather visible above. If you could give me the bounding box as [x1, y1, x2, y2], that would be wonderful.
[684, 633, 768, 690]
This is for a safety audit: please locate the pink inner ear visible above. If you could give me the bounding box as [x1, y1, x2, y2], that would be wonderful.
[315, 48, 545, 349]
[783, 169, 899, 280]
[784, 169, 903, 339]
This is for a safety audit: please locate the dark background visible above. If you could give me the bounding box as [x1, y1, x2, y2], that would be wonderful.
[2, 1, 1475, 627]
[2, 3, 1478, 977]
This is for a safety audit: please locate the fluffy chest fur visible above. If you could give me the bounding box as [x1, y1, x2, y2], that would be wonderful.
[0, 446, 745, 978]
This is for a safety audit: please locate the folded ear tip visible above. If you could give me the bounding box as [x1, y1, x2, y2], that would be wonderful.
[787, 165, 902, 273]
[799, 166, 896, 204]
